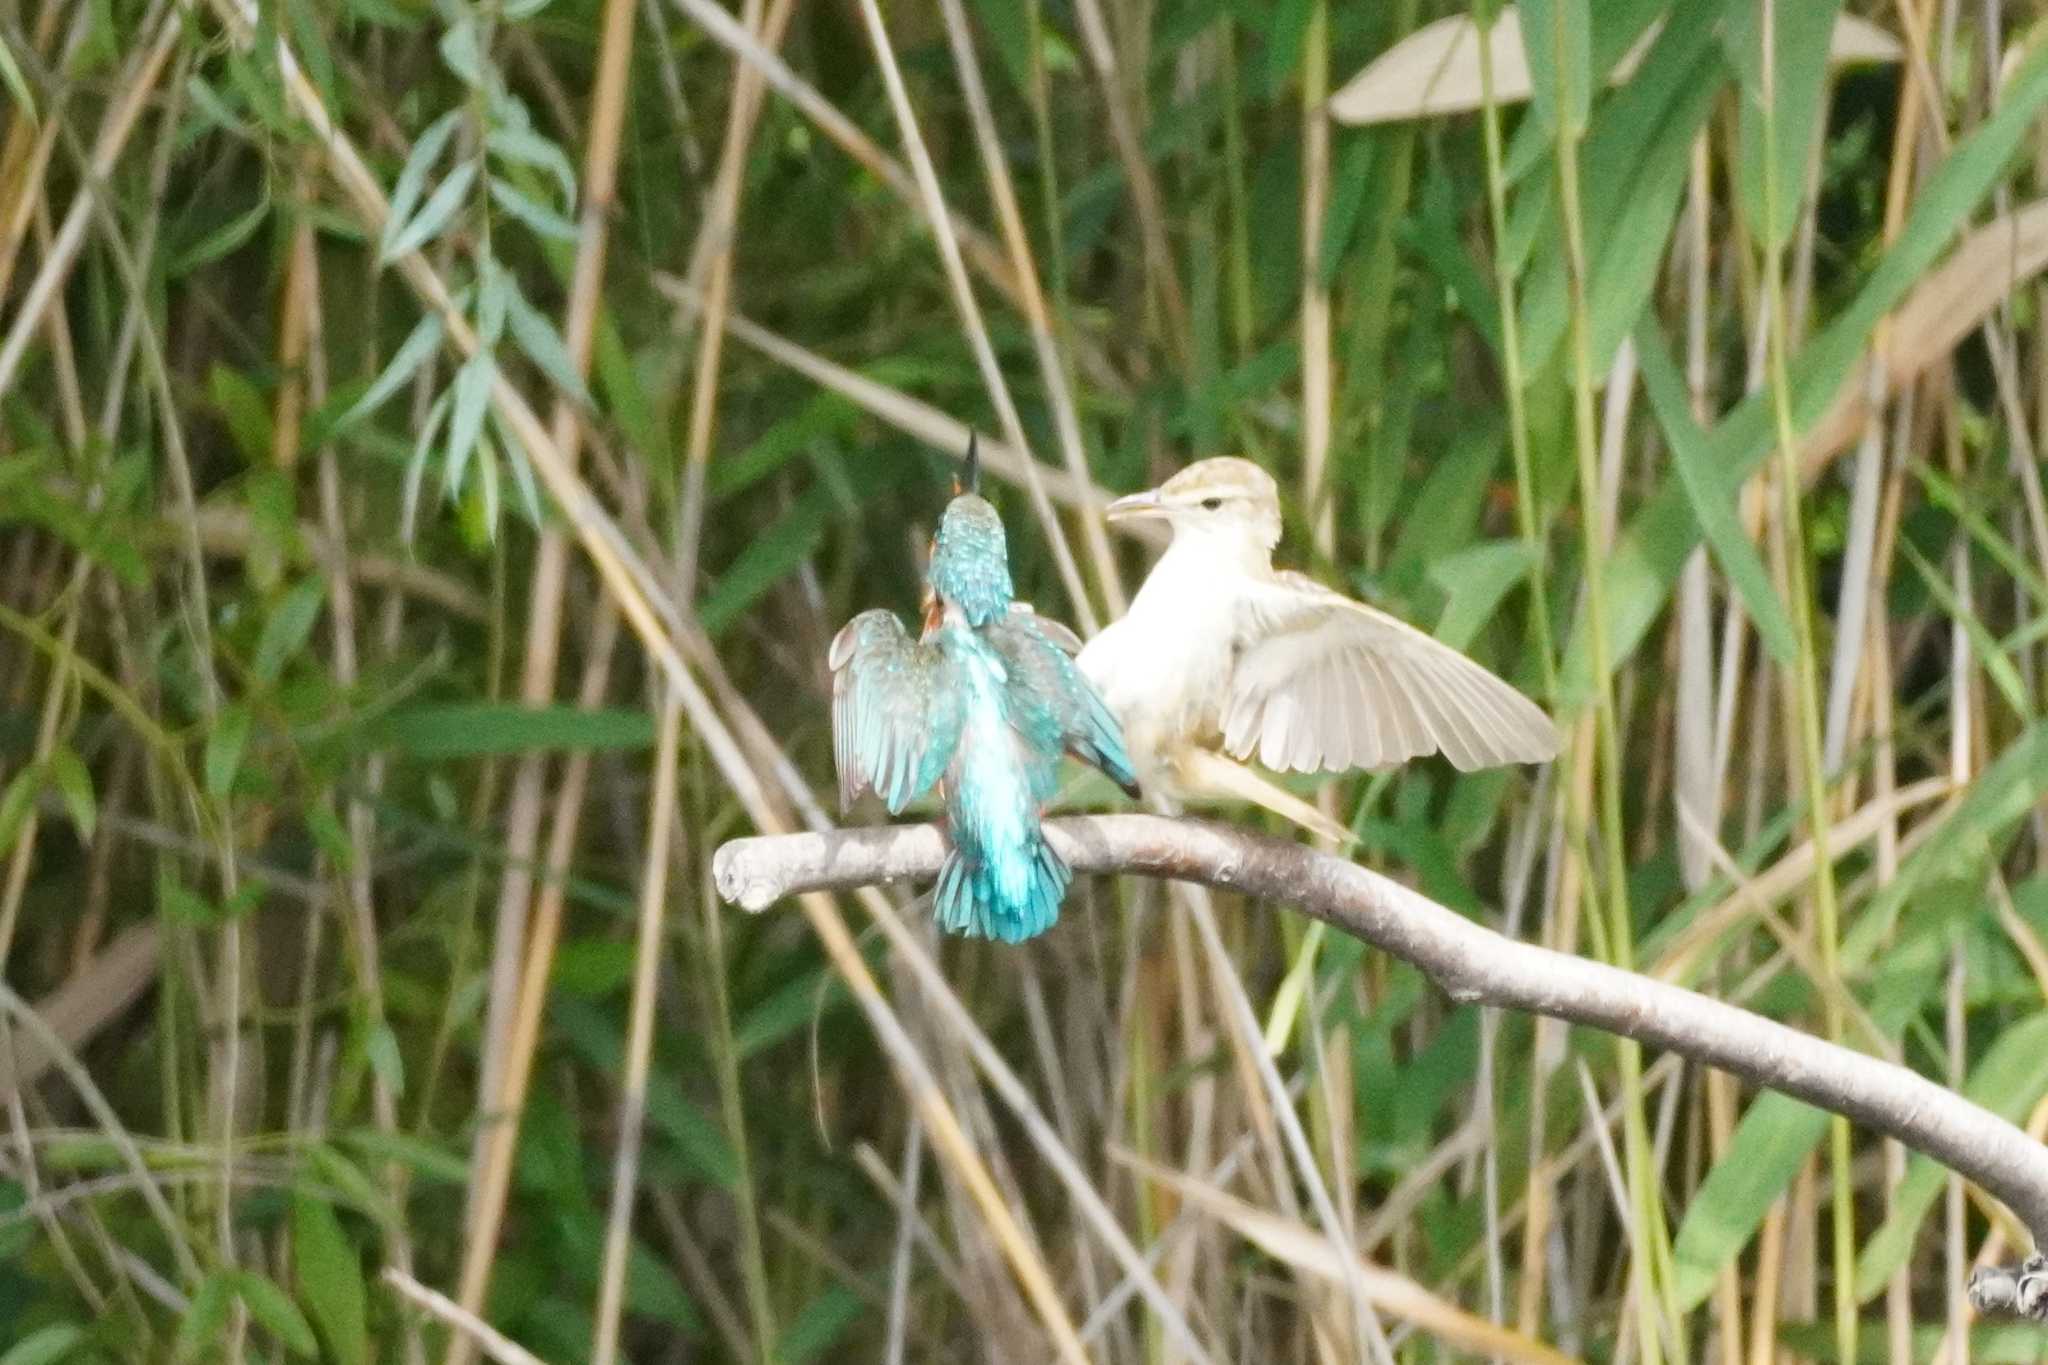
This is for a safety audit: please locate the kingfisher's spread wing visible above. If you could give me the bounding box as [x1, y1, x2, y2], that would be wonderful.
[1221, 572, 1560, 773]
[985, 610, 1141, 798]
[1003, 602, 1084, 655]
[829, 609, 964, 813]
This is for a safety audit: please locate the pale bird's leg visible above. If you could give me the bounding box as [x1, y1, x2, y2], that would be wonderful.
[1168, 747, 1356, 848]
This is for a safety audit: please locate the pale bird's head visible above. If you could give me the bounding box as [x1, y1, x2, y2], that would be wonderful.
[1104, 457, 1283, 551]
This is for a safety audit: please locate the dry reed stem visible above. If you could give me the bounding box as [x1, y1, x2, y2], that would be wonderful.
[449, 0, 641, 1335]
[0, 0, 88, 311]
[0, 980, 201, 1283]
[663, 0, 1026, 309]
[1800, 199, 2048, 480]
[655, 1, 798, 1352]
[672, 0, 794, 602]
[0, 0, 176, 399]
[201, 15, 1136, 1343]
[450, 601, 622, 1354]
[933, 0, 1126, 617]
[679, 643, 1214, 1361]
[589, 693, 684, 1365]
[1067, 0, 1189, 352]
[854, 0, 1098, 633]
[1117, 1149, 1579, 1365]
[653, 282, 1151, 529]
[0, 923, 158, 1103]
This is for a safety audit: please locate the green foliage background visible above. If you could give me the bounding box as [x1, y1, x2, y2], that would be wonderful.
[2, 0, 2047, 1360]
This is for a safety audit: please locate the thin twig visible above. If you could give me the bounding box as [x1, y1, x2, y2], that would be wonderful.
[381, 1267, 552, 1365]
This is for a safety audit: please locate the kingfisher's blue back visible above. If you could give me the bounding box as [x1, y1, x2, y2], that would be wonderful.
[829, 490, 1137, 942]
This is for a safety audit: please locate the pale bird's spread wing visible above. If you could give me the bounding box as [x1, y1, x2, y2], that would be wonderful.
[1222, 572, 1560, 773]
[986, 610, 1142, 797]
[828, 609, 963, 814]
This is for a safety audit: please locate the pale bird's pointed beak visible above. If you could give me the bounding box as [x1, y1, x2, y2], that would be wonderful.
[1104, 488, 1168, 522]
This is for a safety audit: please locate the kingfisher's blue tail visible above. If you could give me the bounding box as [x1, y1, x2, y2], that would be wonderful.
[932, 837, 1070, 943]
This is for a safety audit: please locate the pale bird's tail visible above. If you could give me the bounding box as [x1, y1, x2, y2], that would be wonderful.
[1172, 748, 1356, 848]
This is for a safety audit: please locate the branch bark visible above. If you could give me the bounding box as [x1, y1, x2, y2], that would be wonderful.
[713, 814, 2048, 1295]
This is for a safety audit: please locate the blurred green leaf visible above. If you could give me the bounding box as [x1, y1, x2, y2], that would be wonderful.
[382, 110, 462, 260]
[403, 386, 454, 529]
[306, 1144, 399, 1227]
[208, 364, 275, 466]
[1635, 319, 1797, 663]
[1671, 1092, 1830, 1310]
[775, 1285, 865, 1365]
[341, 1129, 469, 1184]
[293, 1194, 368, 1365]
[253, 578, 327, 686]
[159, 874, 219, 925]
[0, 1326, 83, 1365]
[736, 964, 849, 1058]
[438, 14, 486, 88]
[1725, 0, 1843, 248]
[504, 280, 591, 407]
[0, 769, 40, 858]
[552, 938, 635, 997]
[1516, 0, 1724, 377]
[488, 175, 579, 241]
[478, 258, 512, 346]
[1899, 539, 2031, 718]
[361, 703, 655, 757]
[1520, 0, 1590, 136]
[1853, 1015, 2048, 1300]
[486, 124, 576, 206]
[646, 1079, 741, 1188]
[0, 475, 148, 587]
[1847, 721, 2048, 968]
[1916, 464, 2048, 608]
[698, 484, 839, 637]
[967, 0, 1032, 94]
[43, 746, 94, 841]
[1580, 35, 2048, 689]
[380, 157, 477, 264]
[335, 311, 445, 434]
[228, 1269, 318, 1357]
[169, 196, 271, 276]
[205, 702, 253, 798]
[445, 351, 495, 501]
[1387, 423, 1502, 583]
[174, 1274, 236, 1362]
[364, 1022, 406, 1099]
[0, 33, 38, 129]
[1429, 541, 1537, 652]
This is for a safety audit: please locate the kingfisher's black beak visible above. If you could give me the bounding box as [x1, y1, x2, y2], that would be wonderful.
[953, 433, 981, 496]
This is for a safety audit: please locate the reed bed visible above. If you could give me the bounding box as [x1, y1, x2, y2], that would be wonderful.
[1, 0, 2046, 1360]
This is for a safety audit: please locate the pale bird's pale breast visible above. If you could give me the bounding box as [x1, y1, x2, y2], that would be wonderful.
[1078, 549, 1247, 775]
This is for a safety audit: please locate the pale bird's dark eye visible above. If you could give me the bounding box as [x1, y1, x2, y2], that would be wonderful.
[1201, 497, 1223, 511]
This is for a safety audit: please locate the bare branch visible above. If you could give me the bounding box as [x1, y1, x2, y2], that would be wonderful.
[713, 814, 2048, 1268]
[1969, 1254, 2048, 1322]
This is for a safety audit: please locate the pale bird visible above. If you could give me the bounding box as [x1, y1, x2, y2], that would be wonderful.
[1075, 457, 1560, 842]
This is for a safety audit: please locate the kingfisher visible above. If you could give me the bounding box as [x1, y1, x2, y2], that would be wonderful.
[829, 440, 1139, 942]
[1076, 457, 1560, 844]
